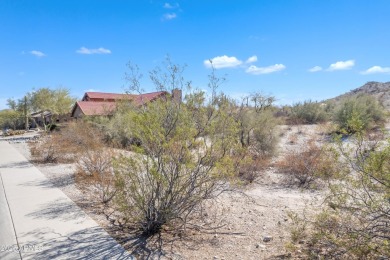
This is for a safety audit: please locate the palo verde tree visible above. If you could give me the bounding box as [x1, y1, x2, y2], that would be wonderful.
[113, 59, 241, 235]
[0, 109, 23, 130]
[234, 92, 279, 157]
[28, 87, 76, 131]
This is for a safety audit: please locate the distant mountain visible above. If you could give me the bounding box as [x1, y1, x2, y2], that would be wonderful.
[331, 81, 390, 111]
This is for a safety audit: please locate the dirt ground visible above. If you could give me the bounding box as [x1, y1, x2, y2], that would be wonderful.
[7, 125, 338, 259]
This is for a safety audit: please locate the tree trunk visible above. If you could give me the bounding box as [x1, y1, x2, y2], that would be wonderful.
[24, 96, 29, 130]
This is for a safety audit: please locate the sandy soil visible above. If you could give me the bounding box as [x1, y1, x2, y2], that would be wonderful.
[5, 125, 335, 259]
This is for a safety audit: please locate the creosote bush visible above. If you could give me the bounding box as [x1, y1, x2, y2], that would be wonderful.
[288, 100, 329, 124]
[111, 60, 245, 236]
[288, 131, 390, 258]
[334, 94, 385, 134]
[113, 93, 240, 235]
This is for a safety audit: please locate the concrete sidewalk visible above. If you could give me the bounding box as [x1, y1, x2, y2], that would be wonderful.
[0, 141, 133, 259]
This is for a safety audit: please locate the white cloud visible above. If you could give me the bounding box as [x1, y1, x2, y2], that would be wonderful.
[30, 50, 46, 57]
[246, 55, 258, 63]
[76, 47, 111, 55]
[308, 66, 322, 72]
[162, 13, 177, 20]
[327, 60, 355, 71]
[361, 65, 390, 75]
[163, 2, 178, 9]
[204, 55, 243, 69]
[245, 64, 286, 75]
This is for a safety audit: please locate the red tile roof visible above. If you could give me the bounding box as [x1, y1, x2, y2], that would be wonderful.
[83, 91, 167, 102]
[83, 92, 135, 101]
[72, 91, 169, 117]
[74, 101, 117, 116]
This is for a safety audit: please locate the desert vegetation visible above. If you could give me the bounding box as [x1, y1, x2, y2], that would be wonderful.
[21, 62, 389, 259]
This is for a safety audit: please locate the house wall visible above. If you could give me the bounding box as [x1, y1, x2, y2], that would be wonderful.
[72, 106, 84, 119]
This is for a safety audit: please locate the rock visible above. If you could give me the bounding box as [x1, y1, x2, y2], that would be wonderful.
[256, 244, 266, 249]
[263, 236, 273, 242]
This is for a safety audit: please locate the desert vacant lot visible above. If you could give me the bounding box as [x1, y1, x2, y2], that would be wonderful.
[9, 122, 379, 259]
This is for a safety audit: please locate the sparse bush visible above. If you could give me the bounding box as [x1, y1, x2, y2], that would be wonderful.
[250, 110, 280, 157]
[235, 153, 269, 183]
[333, 94, 385, 134]
[113, 61, 241, 236]
[114, 95, 240, 235]
[289, 133, 390, 258]
[288, 100, 329, 124]
[29, 121, 104, 163]
[277, 139, 338, 188]
[29, 135, 58, 163]
[76, 148, 117, 204]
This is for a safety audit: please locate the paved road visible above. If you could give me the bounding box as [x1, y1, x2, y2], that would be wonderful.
[0, 141, 133, 259]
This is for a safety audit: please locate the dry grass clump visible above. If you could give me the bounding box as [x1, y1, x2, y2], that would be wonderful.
[236, 154, 270, 184]
[3, 130, 26, 136]
[29, 121, 103, 163]
[277, 139, 338, 188]
[75, 148, 117, 204]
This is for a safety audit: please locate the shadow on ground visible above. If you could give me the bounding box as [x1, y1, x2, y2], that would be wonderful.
[25, 198, 87, 222]
[22, 227, 133, 259]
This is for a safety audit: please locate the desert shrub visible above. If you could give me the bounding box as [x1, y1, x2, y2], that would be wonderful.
[112, 59, 244, 235]
[3, 130, 26, 136]
[29, 121, 104, 163]
[235, 94, 280, 158]
[0, 109, 24, 130]
[250, 110, 280, 157]
[29, 136, 58, 163]
[288, 100, 329, 124]
[288, 133, 390, 258]
[333, 94, 385, 134]
[76, 148, 117, 204]
[277, 139, 338, 188]
[113, 92, 240, 235]
[235, 154, 269, 183]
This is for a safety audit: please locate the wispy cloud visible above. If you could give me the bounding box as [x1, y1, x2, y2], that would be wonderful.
[163, 2, 179, 9]
[30, 50, 46, 57]
[205, 54, 285, 75]
[246, 55, 258, 64]
[327, 60, 355, 71]
[204, 55, 243, 69]
[308, 66, 322, 72]
[245, 64, 286, 75]
[361, 65, 390, 75]
[76, 47, 111, 55]
[162, 13, 177, 20]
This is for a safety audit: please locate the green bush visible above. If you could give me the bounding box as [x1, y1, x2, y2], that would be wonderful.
[289, 100, 329, 124]
[288, 133, 390, 258]
[333, 94, 385, 134]
[113, 94, 240, 235]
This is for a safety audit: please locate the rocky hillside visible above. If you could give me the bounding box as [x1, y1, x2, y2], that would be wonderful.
[332, 81, 390, 110]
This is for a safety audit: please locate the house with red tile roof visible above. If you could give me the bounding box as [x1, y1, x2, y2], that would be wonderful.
[71, 89, 181, 118]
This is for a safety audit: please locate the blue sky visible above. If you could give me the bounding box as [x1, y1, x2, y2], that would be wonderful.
[1, 0, 389, 109]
